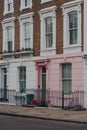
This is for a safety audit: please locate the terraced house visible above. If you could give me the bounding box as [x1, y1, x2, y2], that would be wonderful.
[0, 0, 87, 109]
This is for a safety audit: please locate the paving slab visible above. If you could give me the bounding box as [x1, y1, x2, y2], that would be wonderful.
[0, 105, 87, 124]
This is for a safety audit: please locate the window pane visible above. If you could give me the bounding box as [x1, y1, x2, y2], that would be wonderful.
[25, 0, 30, 6]
[62, 64, 72, 94]
[70, 29, 77, 44]
[62, 64, 71, 78]
[45, 17, 53, 33]
[25, 0, 28, 6]
[7, 26, 12, 41]
[19, 67, 26, 93]
[42, 67, 46, 73]
[46, 34, 53, 48]
[19, 81, 26, 93]
[62, 80, 71, 94]
[8, 41, 12, 52]
[24, 23, 30, 38]
[7, 26, 12, 52]
[74, 13, 78, 28]
[7, 0, 12, 11]
[45, 17, 53, 48]
[69, 12, 77, 29]
[69, 11, 78, 44]
[24, 23, 30, 48]
[25, 39, 30, 48]
[19, 67, 26, 80]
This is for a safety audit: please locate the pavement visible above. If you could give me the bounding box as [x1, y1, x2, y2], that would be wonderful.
[0, 104, 87, 124]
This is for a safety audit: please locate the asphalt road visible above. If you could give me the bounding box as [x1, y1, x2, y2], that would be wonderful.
[0, 115, 87, 130]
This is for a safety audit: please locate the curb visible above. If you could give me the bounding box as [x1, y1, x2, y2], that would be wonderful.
[0, 112, 87, 124]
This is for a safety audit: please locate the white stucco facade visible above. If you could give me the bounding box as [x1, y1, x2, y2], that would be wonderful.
[0, 57, 37, 91]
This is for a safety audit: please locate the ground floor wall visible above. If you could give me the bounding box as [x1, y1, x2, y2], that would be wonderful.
[35, 53, 84, 107]
[0, 58, 37, 91]
[0, 52, 85, 108]
[35, 53, 84, 92]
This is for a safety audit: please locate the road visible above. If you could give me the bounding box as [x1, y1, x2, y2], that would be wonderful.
[0, 115, 87, 130]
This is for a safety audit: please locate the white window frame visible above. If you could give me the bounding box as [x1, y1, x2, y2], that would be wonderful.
[23, 22, 31, 49]
[41, 0, 53, 4]
[62, 63, 72, 95]
[20, 0, 32, 11]
[45, 17, 53, 48]
[2, 17, 15, 53]
[61, 0, 83, 54]
[68, 11, 78, 45]
[19, 12, 34, 50]
[4, 0, 14, 15]
[19, 66, 26, 93]
[39, 6, 57, 56]
[7, 26, 13, 52]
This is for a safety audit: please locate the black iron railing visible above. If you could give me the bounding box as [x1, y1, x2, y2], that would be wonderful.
[0, 88, 85, 109]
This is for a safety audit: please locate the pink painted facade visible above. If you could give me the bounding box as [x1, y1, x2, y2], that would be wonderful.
[35, 52, 84, 106]
[36, 53, 84, 91]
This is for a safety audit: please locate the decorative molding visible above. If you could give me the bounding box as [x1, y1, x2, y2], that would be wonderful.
[4, 0, 14, 15]
[39, 6, 57, 56]
[61, 0, 82, 54]
[20, 0, 32, 11]
[41, 0, 53, 4]
[38, 6, 57, 15]
[61, 0, 83, 9]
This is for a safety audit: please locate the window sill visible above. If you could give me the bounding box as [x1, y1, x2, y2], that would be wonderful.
[4, 11, 14, 15]
[20, 6, 32, 11]
[41, 0, 53, 4]
[63, 44, 82, 49]
[63, 44, 82, 54]
[40, 48, 56, 56]
[1, 49, 34, 57]
[40, 48, 56, 52]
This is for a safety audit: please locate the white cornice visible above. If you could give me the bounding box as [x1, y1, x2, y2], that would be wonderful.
[61, 0, 83, 9]
[2, 17, 16, 25]
[19, 12, 34, 20]
[38, 6, 57, 15]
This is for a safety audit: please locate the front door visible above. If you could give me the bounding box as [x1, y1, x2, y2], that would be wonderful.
[1, 68, 7, 101]
[41, 66, 46, 101]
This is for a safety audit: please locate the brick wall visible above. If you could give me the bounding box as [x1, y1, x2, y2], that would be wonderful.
[0, 0, 84, 56]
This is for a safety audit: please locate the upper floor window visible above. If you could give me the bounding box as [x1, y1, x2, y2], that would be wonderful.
[19, 13, 34, 50]
[23, 22, 30, 49]
[39, 6, 57, 56]
[19, 66, 26, 93]
[45, 17, 53, 48]
[41, 0, 53, 4]
[2, 17, 15, 53]
[69, 11, 78, 45]
[4, 0, 14, 15]
[61, 0, 82, 54]
[7, 26, 13, 52]
[20, 0, 32, 10]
